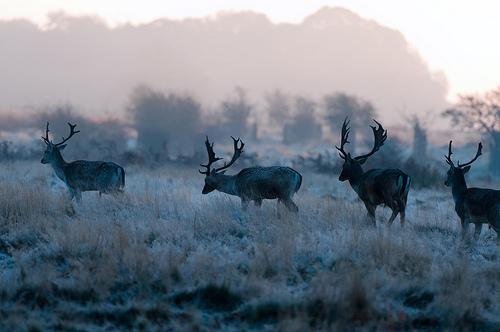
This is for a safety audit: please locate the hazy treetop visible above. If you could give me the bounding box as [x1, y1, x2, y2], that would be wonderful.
[0, 7, 448, 123]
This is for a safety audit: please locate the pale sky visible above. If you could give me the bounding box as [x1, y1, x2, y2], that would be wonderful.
[1, 0, 499, 101]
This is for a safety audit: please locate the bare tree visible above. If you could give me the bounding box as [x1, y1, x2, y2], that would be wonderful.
[410, 115, 428, 160]
[324, 93, 377, 152]
[442, 87, 500, 177]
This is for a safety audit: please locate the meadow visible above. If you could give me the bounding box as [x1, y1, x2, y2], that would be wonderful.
[0, 162, 498, 331]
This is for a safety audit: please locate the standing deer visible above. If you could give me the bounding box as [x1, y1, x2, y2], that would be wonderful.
[41, 122, 125, 201]
[199, 136, 302, 213]
[336, 118, 411, 226]
[444, 141, 499, 242]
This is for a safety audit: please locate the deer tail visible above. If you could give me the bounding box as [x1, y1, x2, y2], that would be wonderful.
[119, 167, 125, 189]
[396, 174, 411, 212]
[402, 175, 411, 197]
[295, 171, 302, 192]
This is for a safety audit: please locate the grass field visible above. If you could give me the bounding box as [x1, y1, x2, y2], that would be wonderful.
[0, 162, 498, 331]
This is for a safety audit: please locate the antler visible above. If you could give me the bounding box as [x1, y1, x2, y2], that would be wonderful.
[199, 136, 223, 175]
[42, 122, 51, 145]
[335, 117, 350, 159]
[354, 119, 387, 162]
[444, 140, 455, 166]
[54, 122, 80, 146]
[457, 142, 482, 168]
[214, 136, 245, 173]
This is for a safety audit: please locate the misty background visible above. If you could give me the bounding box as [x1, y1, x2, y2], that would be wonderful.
[1, 8, 447, 115]
[0, 7, 498, 183]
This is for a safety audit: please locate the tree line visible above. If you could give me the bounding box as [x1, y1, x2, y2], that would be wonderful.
[0, 85, 498, 180]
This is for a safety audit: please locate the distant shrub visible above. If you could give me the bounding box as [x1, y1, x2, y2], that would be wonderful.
[403, 158, 443, 189]
[283, 97, 322, 144]
[127, 86, 202, 161]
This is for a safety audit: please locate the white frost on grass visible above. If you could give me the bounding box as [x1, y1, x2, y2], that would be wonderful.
[0, 161, 497, 330]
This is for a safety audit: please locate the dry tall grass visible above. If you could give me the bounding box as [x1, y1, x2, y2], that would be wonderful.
[0, 162, 498, 331]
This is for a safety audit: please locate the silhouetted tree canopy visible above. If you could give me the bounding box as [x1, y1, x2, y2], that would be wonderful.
[265, 90, 290, 128]
[127, 86, 202, 160]
[324, 93, 377, 152]
[217, 87, 253, 139]
[283, 96, 322, 144]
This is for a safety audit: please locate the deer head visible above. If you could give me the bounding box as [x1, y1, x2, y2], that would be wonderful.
[41, 122, 80, 164]
[336, 117, 387, 182]
[444, 140, 482, 187]
[199, 136, 244, 194]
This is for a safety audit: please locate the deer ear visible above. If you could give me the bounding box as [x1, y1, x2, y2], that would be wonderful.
[357, 158, 367, 165]
[219, 170, 226, 175]
[58, 144, 67, 150]
[462, 165, 471, 174]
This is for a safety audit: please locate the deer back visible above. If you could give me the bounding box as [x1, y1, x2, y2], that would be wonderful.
[460, 188, 500, 224]
[63, 160, 125, 192]
[357, 169, 411, 205]
[234, 166, 302, 200]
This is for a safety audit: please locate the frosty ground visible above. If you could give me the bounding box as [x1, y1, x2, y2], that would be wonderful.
[0, 162, 498, 331]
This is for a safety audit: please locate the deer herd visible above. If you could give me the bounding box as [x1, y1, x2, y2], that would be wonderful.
[40, 120, 499, 244]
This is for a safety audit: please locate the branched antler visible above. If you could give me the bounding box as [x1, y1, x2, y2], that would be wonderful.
[42, 122, 51, 145]
[335, 117, 350, 159]
[199, 136, 223, 175]
[445, 140, 454, 166]
[444, 140, 482, 168]
[458, 142, 482, 168]
[54, 122, 80, 147]
[214, 136, 245, 173]
[354, 120, 387, 162]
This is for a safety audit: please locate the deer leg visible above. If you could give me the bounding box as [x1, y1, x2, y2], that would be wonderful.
[74, 190, 82, 203]
[241, 198, 250, 211]
[276, 199, 285, 219]
[363, 202, 376, 227]
[473, 223, 482, 240]
[68, 187, 81, 202]
[399, 209, 406, 227]
[460, 218, 469, 239]
[387, 209, 399, 227]
[283, 198, 299, 213]
[254, 199, 262, 208]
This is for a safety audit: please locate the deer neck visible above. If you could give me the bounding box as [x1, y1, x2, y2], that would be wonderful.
[216, 174, 238, 196]
[49, 150, 68, 182]
[451, 175, 468, 204]
[348, 167, 365, 194]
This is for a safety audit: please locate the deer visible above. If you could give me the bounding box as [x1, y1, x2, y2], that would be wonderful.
[199, 136, 302, 213]
[41, 122, 125, 201]
[444, 141, 499, 243]
[336, 118, 411, 226]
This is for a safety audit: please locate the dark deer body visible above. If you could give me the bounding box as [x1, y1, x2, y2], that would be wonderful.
[41, 122, 125, 201]
[200, 137, 302, 212]
[336, 118, 411, 226]
[444, 141, 500, 242]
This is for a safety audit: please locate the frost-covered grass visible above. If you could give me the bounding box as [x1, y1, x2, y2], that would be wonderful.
[0, 162, 498, 331]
